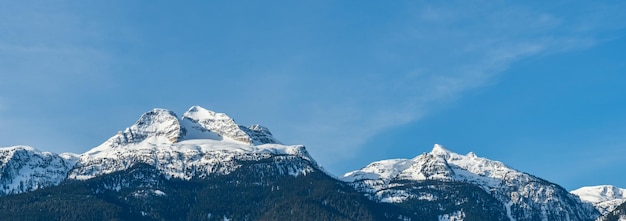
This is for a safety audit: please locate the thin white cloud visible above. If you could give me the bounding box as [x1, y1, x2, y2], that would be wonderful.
[1, 1, 625, 176]
[268, 2, 626, 171]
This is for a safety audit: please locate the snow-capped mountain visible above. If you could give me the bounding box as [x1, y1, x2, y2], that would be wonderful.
[343, 144, 599, 221]
[572, 185, 626, 215]
[0, 106, 615, 220]
[0, 146, 76, 196]
[0, 106, 317, 195]
[70, 106, 312, 180]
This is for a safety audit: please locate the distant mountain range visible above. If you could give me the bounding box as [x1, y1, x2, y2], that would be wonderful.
[0, 106, 624, 220]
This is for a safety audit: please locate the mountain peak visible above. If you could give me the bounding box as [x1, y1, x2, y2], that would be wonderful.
[184, 105, 232, 121]
[98, 108, 184, 149]
[571, 185, 626, 215]
[343, 144, 599, 220]
[572, 185, 626, 203]
[133, 108, 182, 139]
[182, 106, 252, 143]
[182, 106, 280, 145]
[430, 144, 451, 156]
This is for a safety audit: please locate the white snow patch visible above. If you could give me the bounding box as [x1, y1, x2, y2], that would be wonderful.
[154, 190, 166, 196]
[438, 210, 465, 221]
[505, 201, 517, 221]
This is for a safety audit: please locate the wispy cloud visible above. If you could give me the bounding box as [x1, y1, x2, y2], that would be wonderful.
[264, 1, 626, 170]
[1, 1, 625, 175]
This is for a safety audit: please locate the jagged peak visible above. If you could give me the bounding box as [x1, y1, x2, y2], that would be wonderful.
[183, 105, 233, 121]
[134, 108, 180, 127]
[248, 124, 270, 132]
[430, 144, 451, 156]
[181, 106, 280, 145]
[92, 105, 282, 152]
[466, 152, 477, 158]
[143, 108, 177, 117]
[346, 144, 526, 186]
[98, 108, 184, 149]
[241, 124, 281, 145]
[181, 106, 251, 143]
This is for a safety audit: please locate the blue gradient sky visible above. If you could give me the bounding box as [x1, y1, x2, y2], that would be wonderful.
[1, 1, 626, 190]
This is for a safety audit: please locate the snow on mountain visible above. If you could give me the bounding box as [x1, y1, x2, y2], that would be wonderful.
[240, 124, 281, 145]
[0, 146, 76, 196]
[571, 185, 626, 215]
[181, 106, 280, 145]
[343, 144, 599, 221]
[597, 201, 626, 221]
[98, 108, 185, 150]
[0, 106, 311, 195]
[0, 105, 612, 220]
[70, 138, 315, 180]
[71, 106, 312, 180]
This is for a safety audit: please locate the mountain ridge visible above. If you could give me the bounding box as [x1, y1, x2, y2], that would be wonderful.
[343, 144, 599, 221]
[0, 106, 617, 220]
[571, 185, 626, 215]
[0, 106, 314, 196]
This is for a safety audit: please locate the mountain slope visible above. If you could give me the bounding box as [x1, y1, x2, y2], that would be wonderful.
[572, 185, 626, 215]
[0, 146, 76, 196]
[0, 106, 609, 220]
[343, 144, 599, 221]
[69, 106, 313, 181]
[0, 162, 397, 221]
[597, 201, 626, 221]
[0, 106, 310, 196]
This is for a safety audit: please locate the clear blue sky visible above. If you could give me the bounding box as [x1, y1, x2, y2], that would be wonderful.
[1, 1, 625, 190]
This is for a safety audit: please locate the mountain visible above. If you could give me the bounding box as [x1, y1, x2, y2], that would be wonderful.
[1, 106, 390, 220]
[342, 144, 599, 221]
[597, 201, 626, 221]
[0, 106, 309, 196]
[0, 146, 76, 196]
[571, 185, 626, 215]
[0, 159, 388, 220]
[69, 107, 314, 181]
[0, 106, 608, 220]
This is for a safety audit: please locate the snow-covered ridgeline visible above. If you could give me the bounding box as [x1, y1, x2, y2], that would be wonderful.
[0, 106, 314, 196]
[572, 185, 626, 215]
[181, 106, 280, 145]
[0, 146, 77, 196]
[70, 139, 315, 180]
[343, 144, 599, 221]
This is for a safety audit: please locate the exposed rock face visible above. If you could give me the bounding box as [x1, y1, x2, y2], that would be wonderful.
[0, 146, 76, 196]
[182, 106, 252, 143]
[102, 108, 184, 148]
[240, 124, 281, 145]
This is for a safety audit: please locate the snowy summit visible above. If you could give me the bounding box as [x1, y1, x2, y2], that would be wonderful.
[572, 185, 626, 215]
[0, 106, 318, 195]
[343, 144, 598, 221]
